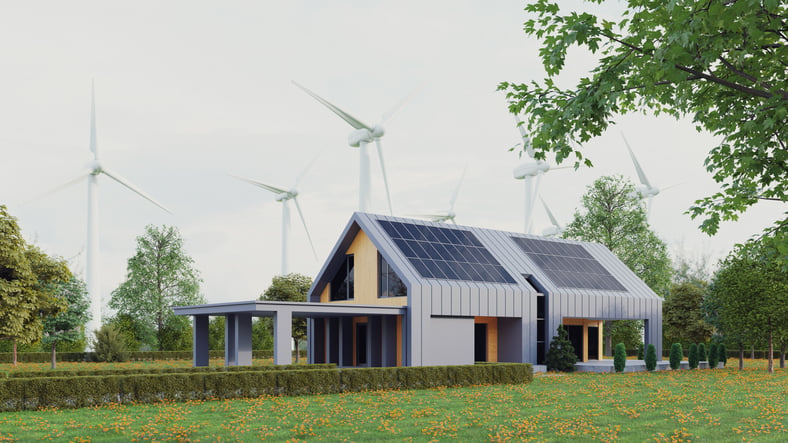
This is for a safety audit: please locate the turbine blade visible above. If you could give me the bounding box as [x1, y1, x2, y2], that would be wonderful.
[23, 172, 91, 204]
[514, 114, 535, 158]
[231, 174, 288, 195]
[621, 133, 652, 188]
[293, 197, 318, 260]
[448, 165, 467, 212]
[90, 80, 98, 159]
[292, 81, 371, 131]
[375, 139, 394, 215]
[100, 167, 172, 213]
[294, 152, 322, 189]
[380, 85, 421, 125]
[540, 197, 560, 227]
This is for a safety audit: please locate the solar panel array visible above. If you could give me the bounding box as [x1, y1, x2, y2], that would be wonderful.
[378, 220, 516, 284]
[512, 237, 626, 291]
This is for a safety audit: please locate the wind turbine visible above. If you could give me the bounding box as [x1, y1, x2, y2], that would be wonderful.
[292, 81, 396, 215]
[413, 167, 467, 225]
[621, 133, 660, 219]
[232, 165, 318, 275]
[540, 197, 566, 237]
[512, 115, 550, 234]
[44, 82, 171, 337]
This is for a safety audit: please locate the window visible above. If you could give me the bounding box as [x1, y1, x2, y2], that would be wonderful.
[379, 253, 407, 298]
[330, 255, 354, 301]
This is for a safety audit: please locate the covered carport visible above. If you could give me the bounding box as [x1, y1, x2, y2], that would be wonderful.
[173, 301, 406, 367]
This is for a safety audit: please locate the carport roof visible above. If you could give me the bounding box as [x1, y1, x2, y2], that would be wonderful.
[173, 300, 406, 317]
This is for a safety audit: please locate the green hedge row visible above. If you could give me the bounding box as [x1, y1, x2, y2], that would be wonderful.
[0, 350, 310, 364]
[2, 363, 336, 379]
[0, 363, 533, 411]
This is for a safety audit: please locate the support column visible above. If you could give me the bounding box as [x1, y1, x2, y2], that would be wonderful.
[225, 314, 253, 366]
[225, 315, 237, 366]
[193, 315, 210, 367]
[274, 310, 293, 365]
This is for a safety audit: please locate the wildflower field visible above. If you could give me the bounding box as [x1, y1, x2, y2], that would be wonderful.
[0, 360, 785, 442]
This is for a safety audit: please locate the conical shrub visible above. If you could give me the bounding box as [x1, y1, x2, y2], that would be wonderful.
[614, 343, 627, 372]
[708, 343, 719, 369]
[669, 343, 683, 370]
[545, 325, 577, 372]
[645, 343, 657, 371]
[688, 343, 699, 369]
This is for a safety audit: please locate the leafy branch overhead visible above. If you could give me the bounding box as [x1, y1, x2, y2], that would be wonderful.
[499, 0, 787, 245]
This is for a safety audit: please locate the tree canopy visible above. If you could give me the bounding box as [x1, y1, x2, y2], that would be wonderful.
[0, 205, 71, 363]
[109, 225, 204, 350]
[707, 237, 788, 373]
[41, 276, 91, 368]
[500, 0, 787, 258]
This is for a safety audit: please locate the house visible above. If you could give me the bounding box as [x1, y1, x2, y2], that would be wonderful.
[174, 213, 662, 367]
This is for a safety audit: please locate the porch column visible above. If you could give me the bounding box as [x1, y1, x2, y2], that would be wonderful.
[274, 310, 293, 365]
[193, 315, 210, 367]
[225, 313, 253, 366]
[225, 314, 236, 366]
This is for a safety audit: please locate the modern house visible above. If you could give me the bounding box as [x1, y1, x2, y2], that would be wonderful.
[174, 212, 662, 367]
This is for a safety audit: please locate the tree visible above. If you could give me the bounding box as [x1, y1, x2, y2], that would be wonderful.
[260, 273, 312, 363]
[645, 343, 657, 371]
[106, 313, 156, 351]
[93, 324, 128, 362]
[664, 281, 714, 348]
[708, 342, 719, 369]
[0, 206, 71, 365]
[500, 0, 787, 260]
[562, 176, 672, 353]
[669, 343, 683, 370]
[546, 325, 578, 372]
[707, 238, 788, 373]
[110, 225, 204, 350]
[41, 277, 91, 369]
[688, 343, 699, 369]
[613, 343, 627, 373]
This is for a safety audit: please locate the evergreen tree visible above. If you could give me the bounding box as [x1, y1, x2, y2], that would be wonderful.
[93, 325, 128, 362]
[636, 342, 645, 360]
[718, 343, 728, 367]
[708, 343, 719, 369]
[669, 343, 683, 370]
[545, 326, 577, 372]
[41, 277, 91, 369]
[688, 343, 699, 369]
[698, 343, 708, 362]
[613, 343, 627, 373]
[645, 344, 657, 371]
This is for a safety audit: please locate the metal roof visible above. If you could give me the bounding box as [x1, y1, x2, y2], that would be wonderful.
[308, 213, 661, 303]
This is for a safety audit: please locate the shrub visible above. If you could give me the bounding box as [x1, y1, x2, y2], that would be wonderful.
[614, 343, 627, 372]
[645, 344, 657, 371]
[718, 343, 727, 367]
[698, 343, 708, 362]
[688, 343, 699, 369]
[637, 342, 645, 360]
[545, 326, 577, 372]
[669, 343, 683, 370]
[93, 325, 129, 362]
[708, 343, 719, 369]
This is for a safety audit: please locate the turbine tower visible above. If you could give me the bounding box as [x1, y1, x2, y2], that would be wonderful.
[49, 82, 171, 337]
[232, 170, 318, 275]
[621, 133, 659, 219]
[512, 115, 549, 234]
[414, 167, 467, 225]
[540, 198, 565, 237]
[293, 81, 395, 215]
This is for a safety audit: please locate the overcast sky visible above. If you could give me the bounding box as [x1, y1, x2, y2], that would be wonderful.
[1, 1, 783, 314]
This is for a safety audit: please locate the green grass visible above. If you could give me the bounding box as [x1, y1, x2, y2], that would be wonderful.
[0, 361, 785, 442]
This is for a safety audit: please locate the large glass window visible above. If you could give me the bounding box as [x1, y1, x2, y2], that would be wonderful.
[379, 253, 407, 298]
[330, 255, 354, 301]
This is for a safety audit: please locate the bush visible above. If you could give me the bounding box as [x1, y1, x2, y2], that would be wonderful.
[637, 342, 645, 360]
[698, 343, 707, 362]
[645, 344, 657, 371]
[708, 343, 719, 369]
[545, 326, 577, 372]
[718, 343, 727, 367]
[688, 343, 699, 369]
[669, 343, 683, 370]
[614, 343, 627, 372]
[93, 325, 129, 362]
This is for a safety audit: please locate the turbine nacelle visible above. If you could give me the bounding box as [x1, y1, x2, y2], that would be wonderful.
[542, 226, 564, 237]
[513, 161, 549, 179]
[348, 128, 375, 147]
[88, 160, 103, 175]
[275, 189, 298, 202]
[634, 186, 659, 199]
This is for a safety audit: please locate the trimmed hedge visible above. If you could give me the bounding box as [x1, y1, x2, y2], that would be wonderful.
[0, 349, 310, 364]
[2, 363, 336, 379]
[0, 363, 532, 411]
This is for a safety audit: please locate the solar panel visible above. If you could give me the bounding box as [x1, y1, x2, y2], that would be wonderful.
[378, 220, 516, 284]
[512, 237, 626, 291]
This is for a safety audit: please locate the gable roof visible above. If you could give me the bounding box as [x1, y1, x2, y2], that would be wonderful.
[308, 212, 660, 302]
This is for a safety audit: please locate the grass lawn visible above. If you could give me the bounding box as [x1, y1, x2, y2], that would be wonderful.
[0, 360, 785, 442]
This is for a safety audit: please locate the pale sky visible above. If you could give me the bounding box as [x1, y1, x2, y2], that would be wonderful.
[1, 1, 783, 314]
